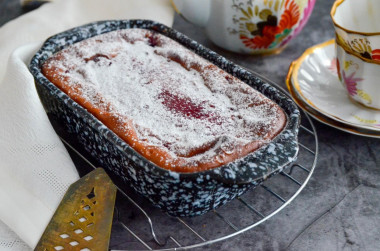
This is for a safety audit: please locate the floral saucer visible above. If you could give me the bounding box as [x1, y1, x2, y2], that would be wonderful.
[287, 39, 380, 137]
[287, 71, 380, 138]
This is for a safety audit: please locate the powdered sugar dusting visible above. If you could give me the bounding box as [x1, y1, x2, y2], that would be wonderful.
[43, 29, 285, 171]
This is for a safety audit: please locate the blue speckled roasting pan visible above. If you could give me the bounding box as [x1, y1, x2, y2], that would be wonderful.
[29, 20, 300, 217]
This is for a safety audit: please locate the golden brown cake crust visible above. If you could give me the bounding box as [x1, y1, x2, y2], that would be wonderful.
[42, 29, 286, 173]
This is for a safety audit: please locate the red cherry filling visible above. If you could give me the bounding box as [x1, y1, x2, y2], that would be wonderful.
[84, 53, 110, 63]
[146, 33, 160, 47]
[158, 90, 210, 120]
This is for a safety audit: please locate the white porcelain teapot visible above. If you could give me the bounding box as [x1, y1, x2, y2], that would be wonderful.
[171, 0, 316, 54]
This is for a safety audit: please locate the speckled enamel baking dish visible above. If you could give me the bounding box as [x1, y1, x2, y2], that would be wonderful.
[30, 20, 300, 217]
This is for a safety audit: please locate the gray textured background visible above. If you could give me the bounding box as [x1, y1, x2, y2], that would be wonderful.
[1, 0, 380, 250]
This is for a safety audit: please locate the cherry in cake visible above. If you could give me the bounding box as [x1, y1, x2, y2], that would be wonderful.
[42, 29, 286, 173]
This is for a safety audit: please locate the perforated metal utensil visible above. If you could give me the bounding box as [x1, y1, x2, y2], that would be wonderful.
[35, 168, 117, 251]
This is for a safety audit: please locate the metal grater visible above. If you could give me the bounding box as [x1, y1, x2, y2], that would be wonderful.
[35, 168, 117, 251]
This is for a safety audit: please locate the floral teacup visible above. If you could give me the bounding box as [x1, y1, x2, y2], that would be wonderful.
[336, 42, 380, 110]
[331, 0, 380, 109]
[331, 0, 380, 63]
[172, 0, 316, 55]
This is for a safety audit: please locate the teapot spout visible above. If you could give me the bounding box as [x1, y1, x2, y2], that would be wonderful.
[171, 0, 211, 27]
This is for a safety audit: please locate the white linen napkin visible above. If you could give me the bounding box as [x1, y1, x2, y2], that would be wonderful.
[0, 0, 174, 250]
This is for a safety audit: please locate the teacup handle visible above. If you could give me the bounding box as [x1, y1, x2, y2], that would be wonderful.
[171, 0, 211, 27]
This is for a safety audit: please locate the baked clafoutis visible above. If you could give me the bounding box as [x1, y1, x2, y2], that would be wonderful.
[41, 28, 286, 173]
[30, 20, 300, 216]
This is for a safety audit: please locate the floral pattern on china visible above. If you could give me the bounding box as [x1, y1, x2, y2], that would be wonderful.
[229, 0, 316, 52]
[330, 58, 380, 127]
[336, 57, 374, 107]
[336, 34, 380, 63]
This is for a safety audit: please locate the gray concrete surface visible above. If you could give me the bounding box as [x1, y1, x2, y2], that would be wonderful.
[1, 0, 379, 250]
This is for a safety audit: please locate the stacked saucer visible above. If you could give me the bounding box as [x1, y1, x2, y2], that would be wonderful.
[286, 39, 380, 138]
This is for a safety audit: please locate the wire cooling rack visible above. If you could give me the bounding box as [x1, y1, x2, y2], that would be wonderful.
[61, 115, 317, 250]
[57, 69, 318, 250]
[60, 106, 318, 250]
